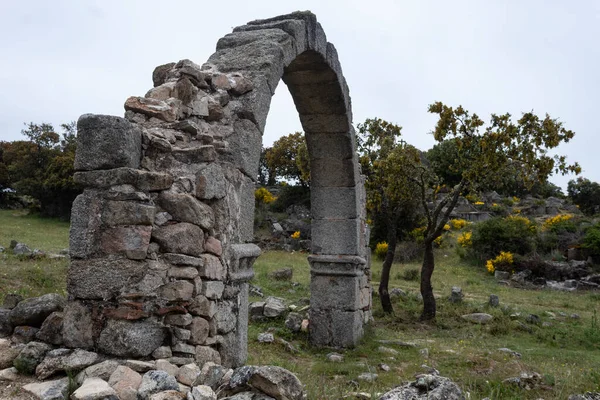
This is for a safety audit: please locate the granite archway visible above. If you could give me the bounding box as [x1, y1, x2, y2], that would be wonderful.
[68, 11, 371, 367]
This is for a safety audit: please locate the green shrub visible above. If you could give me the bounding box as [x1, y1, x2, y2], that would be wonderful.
[402, 268, 420, 281]
[470, 216, 536, 260]
[582, 223, 600, 259]
[269, 185, 310, 212]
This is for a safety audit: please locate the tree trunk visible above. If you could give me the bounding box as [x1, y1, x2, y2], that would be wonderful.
[379, 224, 397, 313]
[420, 240, 436, 320]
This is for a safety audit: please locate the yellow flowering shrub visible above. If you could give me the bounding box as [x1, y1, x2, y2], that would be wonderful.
[449, 218, 468, 230]
[375, 242, 388, 260]
[542, 214, 574, 231]
[255, 187, 276, 204]
[474, 201, 485, 206]
[434, 236, 443, 247]
[291, 231, 300, 240]
[485, 251, 514, 274]
[443, 224, 451, 231]
[457, 231, 472, 247]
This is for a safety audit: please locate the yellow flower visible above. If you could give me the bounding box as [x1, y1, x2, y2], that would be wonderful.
[486, 260, 495, 274]
[375, 242, 388, 260]
[443, 224, 451, 231]
[450, 219, 468, 230]
[474, 201, 484, 206]
[255, 187, 276, 204]
[457, 231, 472, 247]
[434, 236, 443, 247]
[291, 231, 301, 239]
[542, 214, 573, 231]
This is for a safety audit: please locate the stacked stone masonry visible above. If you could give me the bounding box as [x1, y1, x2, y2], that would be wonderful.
[67, 11, 371, 366]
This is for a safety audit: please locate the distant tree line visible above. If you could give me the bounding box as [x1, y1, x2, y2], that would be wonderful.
[0, 122, 80, 219]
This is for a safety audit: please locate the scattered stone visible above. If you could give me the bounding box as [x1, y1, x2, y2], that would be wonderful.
[494, 270, 510, 281]
[269, 267, 293, 281]
[461, 313, 493, 324]
[376, 339, 417, 348]
[263, 297, 286, 318]
[449, 287, 463, 303]
[0, 366, 19, 381]
[276, 338, 299, 354]
[378, 363, 391, 372]
[249, 285, 264, 297]
[570, 313, 581, 320]
[568, 393, 600, 400]
[357, 373, 378, 383]
[190, 385, 217, 400]
[247, 366, 304, 400]
[13, 243, 33, 256]
[526, 314, 541, 325]
[488, 294, 499, 307]
[327, 352, 344, 362]
[379, 374, 465, 400]
[503, 371, 543, 390]
[389, 288, 407, 298]
[72, 377, 118, 400]
[498, 348, 521, 358]
[420, 348, 429, 358]
[258, 332, 274, 343]
[22, 378, 69, 400]
[9, 293, 65, 328]
[284, 312, 303, 332]
[378, 346, 399, 355]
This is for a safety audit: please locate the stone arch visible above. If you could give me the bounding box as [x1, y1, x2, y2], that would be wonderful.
[67, 12, 371, 368]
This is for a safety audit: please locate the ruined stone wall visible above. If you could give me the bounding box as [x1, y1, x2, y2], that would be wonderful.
[66, 11, 371, 366]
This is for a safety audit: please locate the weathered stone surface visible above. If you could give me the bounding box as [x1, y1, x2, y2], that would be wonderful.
[138, 370, 179, 400]
[72, 377, 119, 400]
[225, 119, 262, 177]
[195, 346, 221, 365]
[36, 348, 99, 380]
[164, 313, 193, 327]
[152, 223, 205, 257]
[263, 297, 286, 318]
[76, 360, 121, 386]
[13, 341, 52, 375]
[153, 346, 173, 359]
[204, 237, 223, 257]
[124, 360, 155, 372]
[35, 311, 63, 345]
[171, 145, 217, 164]
[0, 366, 19, 382]
[198, 254, 225, 280]
[100, 225, 152, 259]
[9, 293, 65, 328]
[196, 163, 227, 200]
[62, 301, 94, 349]
[155, 359, 178, 377]
[189, 317, 210, 345]
[150, 390, 187, 400]
[97, 319, 166, 357]
[74, 168, 173, 191]
[68, 258, 146, 299]
[12, 325, 39, 344]
[159, 281, 195, 301]
[159, 192, 215, 230]
[153, 63, 176, 87]
[247, 366, 304, 400]
[189, 295, 216, 318]
[13, 242, 32, 256]
[108, 365, 143, 400]
[379, 374, 465, 399]
[3, 293, 23, 309]
[202, 281, 225, 300]
[0, 339, 21, 369]
[175, 363, 200, 386]
[23, 378, 69, 400]
[0, 309, 13, 336]
[103, 201, 156, 226]
[461, 313, 493, 324]
[125, 96, 178, 122]
[449, 286, 464, 303]
[284, 312, 303, 333]
[75, 114, 142, 171]
[168, 266, 199, 279]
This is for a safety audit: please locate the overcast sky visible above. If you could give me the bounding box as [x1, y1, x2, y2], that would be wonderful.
[0, 1, 597, 190]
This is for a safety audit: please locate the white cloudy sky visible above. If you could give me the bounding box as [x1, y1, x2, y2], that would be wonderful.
[1, 1, 598, 190]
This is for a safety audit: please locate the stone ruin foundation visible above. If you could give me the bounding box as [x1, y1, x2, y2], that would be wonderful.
[66, 11, 371, 368]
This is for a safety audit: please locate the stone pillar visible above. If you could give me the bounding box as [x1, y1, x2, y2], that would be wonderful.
[308, 255, 370, 347]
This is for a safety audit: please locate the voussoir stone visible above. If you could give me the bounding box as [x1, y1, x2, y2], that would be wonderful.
[9, 293, 65, 328]
[97, 319, 166, 358]
[152, 222, 205, 257]
[159, 192, 215, 230]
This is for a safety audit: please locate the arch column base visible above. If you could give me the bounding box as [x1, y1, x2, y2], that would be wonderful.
[308, 255, 371, 347]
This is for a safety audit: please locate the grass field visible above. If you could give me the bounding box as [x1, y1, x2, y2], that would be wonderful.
[1, 210, 599, 399]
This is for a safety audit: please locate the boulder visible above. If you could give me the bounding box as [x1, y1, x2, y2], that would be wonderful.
[76, 360, 121, 385]
[13, 341, 52, 375]
[269, 268, 293, 281]
[190, 385, 217, 400]
[35, 348, 99, 380]
[248, 366, 304, 400]
[379, 374, 465, 400]
[263, 297, 286, 318]
[22, 378, 69, 400]
[3, 293, 23, 309]
[0, 339, 21, 369]
[72, 377, 119, 400]
[35, 311, 63, 345]
[0, 309, 12, 336]
[9, 293, 65, 327]
[461, 313, 493, 324]
[284, 312, 303, 332]
[138, 370, 179, 400]
[449, 287, 463, 303]
[13, 243, 32, 256]
[12, 325, 39, 343]
[176, 363, 201, 386]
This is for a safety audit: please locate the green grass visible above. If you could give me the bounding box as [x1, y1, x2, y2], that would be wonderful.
[0, 210, 69, 301]
[1, 211, 599, 399]
[249, 249, 600, 399]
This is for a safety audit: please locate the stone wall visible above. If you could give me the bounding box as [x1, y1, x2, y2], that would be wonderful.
[66, 11, 371, 366]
